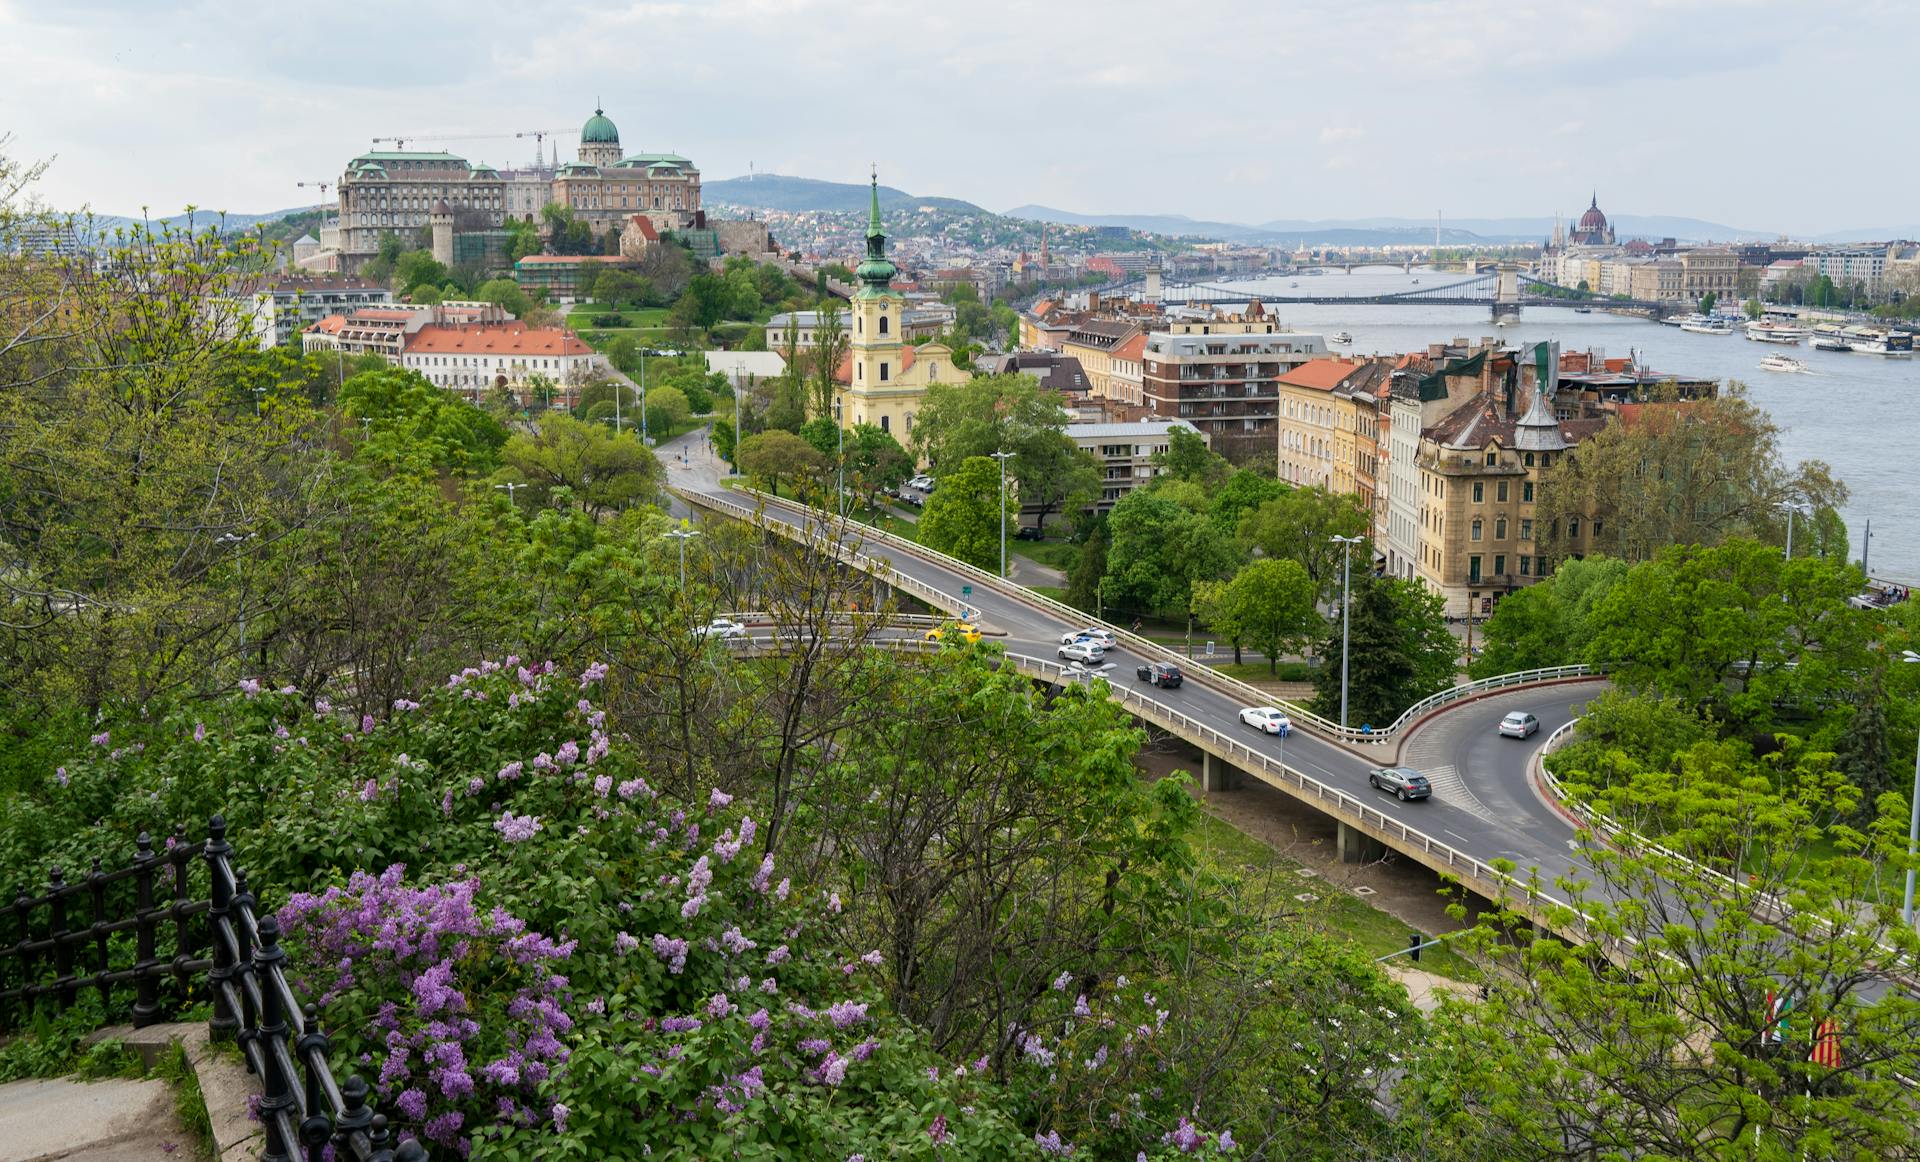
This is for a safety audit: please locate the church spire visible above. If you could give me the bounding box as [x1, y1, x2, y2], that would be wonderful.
[855, 165, 897, 297]
[867, 165, 883, 239]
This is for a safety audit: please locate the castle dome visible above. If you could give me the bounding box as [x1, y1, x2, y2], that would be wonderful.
[581, 107, 620, 145]
[1577, 194, 1607, 235]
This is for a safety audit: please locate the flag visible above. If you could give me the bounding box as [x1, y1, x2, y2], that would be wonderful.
[1765, 992, 1792, 1045]
[1809, 1019, 1841, 1068]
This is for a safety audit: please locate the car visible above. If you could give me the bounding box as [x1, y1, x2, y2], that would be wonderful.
[1239, 707, 1291, 735]
[1368, 766, 1432, 801]
[692, 617, 748, 641]
[1136, 661, 1183, 689]
[1058, 640, 1106, 664]
[1014, 525, 1044, 541]
[1498, 711, 1539, 739]
[925, 621, 981, 645]
[1059, 627, 1117, 648]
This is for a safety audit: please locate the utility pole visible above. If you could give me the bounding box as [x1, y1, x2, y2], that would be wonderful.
[663, 525, 701, 595]
[1862, 518, 1872, 576]
[991, 450, 1016, 579]
[1330, 535, 1365, 729]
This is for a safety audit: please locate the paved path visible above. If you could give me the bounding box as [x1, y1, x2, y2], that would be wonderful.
[0, 1075, 191, 1161]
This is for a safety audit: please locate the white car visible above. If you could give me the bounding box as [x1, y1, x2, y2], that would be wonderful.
[1059, 627, 1117, 648]
[1058, 640, 1107, 664]
[1498, 711, 1539, 738]
[1239, 707, 1292, 736]
[692, 617, 749, 641]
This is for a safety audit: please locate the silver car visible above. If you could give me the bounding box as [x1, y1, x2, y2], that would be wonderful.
[1498, 711, 1539, 739]
[1058, 640, 1106, 664]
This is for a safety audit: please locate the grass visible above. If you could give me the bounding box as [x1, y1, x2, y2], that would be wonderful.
[566, 305, 670, 328]
[1188, 812, 1482, 983]
[1207, 660, 1321, 684]
[1007, 537, 1079, 572]
[152, 1040, 215, 1161]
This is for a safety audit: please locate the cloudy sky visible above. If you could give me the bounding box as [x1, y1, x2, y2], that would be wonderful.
[0, 0, 1906, 234]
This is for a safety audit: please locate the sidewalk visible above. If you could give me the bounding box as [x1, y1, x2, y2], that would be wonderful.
[0, 1075, 191, 1161]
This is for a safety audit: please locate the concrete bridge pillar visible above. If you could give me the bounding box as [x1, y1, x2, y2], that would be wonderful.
[1492, 262, 1522, 323]
[1336, 821, 1385, 864]
[1202, 751, 1243, 793]
[1145, 266, 1162, 301]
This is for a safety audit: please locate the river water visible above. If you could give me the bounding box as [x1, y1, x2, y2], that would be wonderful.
[1192, 267, 1918, 582]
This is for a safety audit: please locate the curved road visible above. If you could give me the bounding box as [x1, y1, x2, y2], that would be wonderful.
[663, 432, 1604, 903]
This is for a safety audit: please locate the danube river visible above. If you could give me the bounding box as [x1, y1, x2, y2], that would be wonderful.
[1198, 267, 1918, 582]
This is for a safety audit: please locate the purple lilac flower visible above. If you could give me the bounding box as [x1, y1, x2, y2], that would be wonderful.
[652, 934, 689, 974]
[707, 993, 736, 1020]
[1035, 1130, 1072, 1155]
[1165, 1118, 1201, 1153]
[826, 891, 842, 914]
[776, 878, 791, 900]
[827, 1000, 869, 1029]
[708, 786, 733, 812]
[1074, 994, 1092, 1019]
[550, 1103, 569, 1133]
[315, 697, 332, 715]
[592, 774, 612, 798]
[579, 662, 608, 687]
[192, 722, 207, 743]
[617, 777, 649, 800]
[660, 1016, 703, 1034]
[681, 895, 706, 920]
[395, 1088, 428, 1120]
[860, 949, 884, 967]
[498, 761, 523, 781]
[1053, 971, 1073, 991]
[819, 1051, 847, 1086]
[615, 931, 639, 956]
[720, 927, 755, 956]
[466, 777, 484, 796]
[91, 730, 111, 747]
[766, 945, 790, 966]
[54, 767, 68, 787]
[852, 1039, 879, 1061]
[358, 779, 380, 803]
[927, 1114, 950, 1145]
[556, 740, 580, 766]
[798, 1038, 831, 1056]
[493, 812, 542, 842]
[393, 698, 420, 712]
[747, 1008, 771, 1031]
[360, 714, 375, 734]
[1218, 1129, 1236, 1151]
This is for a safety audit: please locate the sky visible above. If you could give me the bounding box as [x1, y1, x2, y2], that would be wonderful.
[0, 0, 1908, 236]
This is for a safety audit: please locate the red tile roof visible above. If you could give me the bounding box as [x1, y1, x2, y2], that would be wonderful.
[404, 323, 595, 357]
[1277, 357, 1367, 391]
[1112, 333, 1146, 361]
[832, 346, 918, 385]
[626, 215, 660, 241]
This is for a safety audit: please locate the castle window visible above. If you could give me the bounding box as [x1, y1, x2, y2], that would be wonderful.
[1485, 451, 1498, 466]
[1497, 481, 1509, 502]
[856, 364, 863, 381]
[1472, 482, 1483, 504]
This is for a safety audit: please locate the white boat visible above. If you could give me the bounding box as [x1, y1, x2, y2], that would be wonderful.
[1809, 324, 1851, 351]
[1842, 325, 1914, 356]
[1330, 331, 1353, 345]
[1759, 353, 1808, 373]
[1289, 281, 1299, 288]
[1744, 321, 1806, 344]
[1662, 312, 1707, 328]
[1680, 319, 1735, 335]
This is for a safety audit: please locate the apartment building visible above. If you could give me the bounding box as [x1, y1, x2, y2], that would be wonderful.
[1063, 420, 1204, 511]
[1140, 328, 1327, 463]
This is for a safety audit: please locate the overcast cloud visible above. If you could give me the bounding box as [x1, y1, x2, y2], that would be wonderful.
[0, 0, 1905, 234]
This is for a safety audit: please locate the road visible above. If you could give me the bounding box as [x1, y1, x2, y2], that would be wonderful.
[658, 427, 1607, 907]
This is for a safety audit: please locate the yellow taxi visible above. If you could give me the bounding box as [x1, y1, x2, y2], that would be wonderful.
[924, 621, 982, 645]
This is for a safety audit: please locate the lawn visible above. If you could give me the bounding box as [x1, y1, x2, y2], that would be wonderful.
[1007, 536, 1079, 572]
[1187, 812, 1482, 983]
[566, 305, 670, 329]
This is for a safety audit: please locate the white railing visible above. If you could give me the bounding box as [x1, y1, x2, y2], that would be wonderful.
[683, 484, 1607, 749]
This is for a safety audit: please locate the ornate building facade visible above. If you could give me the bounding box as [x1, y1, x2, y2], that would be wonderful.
[550, 106, 703, 235]
[832, 174, 953, 444]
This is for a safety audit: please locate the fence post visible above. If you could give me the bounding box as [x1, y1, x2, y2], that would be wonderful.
[47, 866, 74, 1010]
[88, 857, 111, 1009]
[332, 1075, 373, 1150]
[253, 916, 296, 1162]
[131, 832, 161, 1027]
[297, 1005, 334, 1162]
[169, 824, 193, 992]
[204, 816, 237, 1041]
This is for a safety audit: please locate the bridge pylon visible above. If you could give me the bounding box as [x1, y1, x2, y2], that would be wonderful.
[1492, 262, 1522, 323]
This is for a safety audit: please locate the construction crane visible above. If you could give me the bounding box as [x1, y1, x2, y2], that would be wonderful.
[370, 130, 554, 153]
[295, 180, 332, 203]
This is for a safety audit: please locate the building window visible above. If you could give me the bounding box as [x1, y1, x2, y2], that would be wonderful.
[880, 415, 890, 433]
[878, 314, 889, 335]
[1469, 555, 1483, 583]
[1494, 555, 1506, 577]
[879, 362, 889, 381]
[856, 364, 863, 381]
[1524, 452, 1535, 467]
[1523, 481, 1535, 502]
[1521, 518, 1534, 541]
[1568, 516, 1580, 538]
[1495, 517, 1507, 539]
[1497, 481, 1509, 502]
[1520, 556, 1532, 576]
[857, 316, 863, 334]
[1537, 555, 1548, 575]
[1485, 452, 1497, 466]
[1472, 482, 1484, 503]
[1471, 519, 1483, 542]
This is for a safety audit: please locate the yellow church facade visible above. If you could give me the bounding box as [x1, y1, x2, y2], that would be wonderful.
[830, 174, 953, 446]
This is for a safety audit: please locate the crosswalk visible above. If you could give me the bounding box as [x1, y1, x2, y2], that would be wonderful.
[1404, 763, 1500, 824]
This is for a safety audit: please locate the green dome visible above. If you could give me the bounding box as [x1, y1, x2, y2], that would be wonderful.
[580, 107, 620, 145]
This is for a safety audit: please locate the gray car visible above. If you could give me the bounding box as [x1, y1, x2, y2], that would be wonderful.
[1367, 766, 1432, 802]
[1498, 711, 1539, 739]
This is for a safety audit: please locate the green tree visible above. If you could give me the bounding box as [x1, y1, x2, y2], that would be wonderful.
[1236, 486, 1372, 607]
[339, 367, 507, 478]
[917, 455, 1009, 571]
[1013, 430, 1100, 533]
[1744, 297, 1765, 319]
[1312, 573, 1454, 727]
[473, 277, 534, 319]
[1100, 489, 1238, 627]
[1152, 426, 1231, 489]
[1065, 515, 1110, 615]
[809, 303, 848, 421]
[1699, 289, 1718, 313]
[644, 384, 690, 435]
[735, 429, 826, 498]
[1208, 467, 1288, 534]
[844, 423, 912, 514]
[1198, 559, 1319, 673]
[1468, 555, 1627, 678]
[497, 413, 661, 516]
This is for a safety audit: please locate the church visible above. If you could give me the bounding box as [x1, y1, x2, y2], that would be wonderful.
[830, 173, 954, 443]
[1563, 194, 1615, 247]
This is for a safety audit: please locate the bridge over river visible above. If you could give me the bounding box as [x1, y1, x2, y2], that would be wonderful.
[1105, 266, 1670, 319]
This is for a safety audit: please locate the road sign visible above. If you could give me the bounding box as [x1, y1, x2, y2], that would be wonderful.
[1205, 640, 1216, 658]
[961, 585, 972, 598]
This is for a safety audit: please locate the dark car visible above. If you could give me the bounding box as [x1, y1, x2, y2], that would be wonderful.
[1014, 525, 1044, 541]
[1367, 766, 1432, 802]
[1136, 661, 1183, 689]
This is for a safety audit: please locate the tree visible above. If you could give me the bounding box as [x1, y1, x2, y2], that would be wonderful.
[1468, 555, 1627, 678]
[735, 430, 826, 498]
[1208, 468, 1287, 534]
[1100, 489, 1238, 628]
[473, 277, 534, 319]
[1012, 430, 1100, 533]
[644, 384, 690, 435]
[339, 367, 507, 478]
[1152, 427, 1231, 490]
[1200, 559, 1319, 673]
[1065, 515, 1110, 614]
[1236, 486, 1372, 607]
[809, 302, 848, 421]
[1535, 386, 1847, 563]
[917, 455, 1008, 571]
[1699, 289, 1718, 313]
[910, 373, 1094, 529]
[1744, 297, 1765, 319]
[593, 268, 653, 308]
[1312, 573, 1454, 727]
[497, 413, 661, 516]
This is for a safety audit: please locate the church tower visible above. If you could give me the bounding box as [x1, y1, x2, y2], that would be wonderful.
[846, 170, 903, 411]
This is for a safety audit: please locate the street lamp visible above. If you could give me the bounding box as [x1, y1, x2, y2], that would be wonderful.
[663, 525, 701, 594]
[1777, 498, 1811, 559]
[991, 450, 1017, 579]
[216, 531, 256, 664]
[495, 482, 525, 506]
[638, 351, 650, 447]
[1330, 534, 1365, 729]
[832, 399, 847, 520]
[1902, 650, 1920, 931]
[732, 363, 744, 477]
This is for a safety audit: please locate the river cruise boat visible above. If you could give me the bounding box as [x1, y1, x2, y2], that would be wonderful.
[1759, 353, 1808, 373]
[1809, 324, 1851, 351]
[1680, 318, 1735, 335]
[1842, 325, 1913, 356]
[1330, 331, 1353, 345]
[1744, 321, 1807, 344]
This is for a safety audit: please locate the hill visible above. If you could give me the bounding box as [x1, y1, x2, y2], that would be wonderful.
[704, 174, 984, 215]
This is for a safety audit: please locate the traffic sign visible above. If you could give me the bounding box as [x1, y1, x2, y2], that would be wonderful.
[961, 585, 972, 598]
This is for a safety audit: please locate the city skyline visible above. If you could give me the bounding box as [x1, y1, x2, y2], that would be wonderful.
[1, 0, 1912, 237]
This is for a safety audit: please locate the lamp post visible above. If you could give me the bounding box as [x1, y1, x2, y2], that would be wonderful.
[732, 363, 744, 476]
[1862, 519, 1873, 577]
[494, 482, 525, 507]
[991, 450, 1016, 579]
[663, 526, 701, 594]
[1902, 650, 1920, 931]
[1777, 498, 1810, 559]
[1330, 534, 1365, 729]
[638, 353, 650, 447]
[216, 531, 256, 666]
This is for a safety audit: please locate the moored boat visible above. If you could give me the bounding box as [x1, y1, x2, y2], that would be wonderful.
[1759, 353, 1808, 373]
[1842, 325, 1914, 356]
[1330, 331, 1353, 345]
[1680, 318, 1735, 335]
[1744, 321, 1807, 344]
[1809, 324, 1851, 351]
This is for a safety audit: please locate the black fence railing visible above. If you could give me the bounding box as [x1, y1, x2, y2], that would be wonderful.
[2, 816, 427, 1161]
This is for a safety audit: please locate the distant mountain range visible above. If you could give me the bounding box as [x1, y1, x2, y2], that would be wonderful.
[64, 206, 326, 242]
[704, 174, 984, 216]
